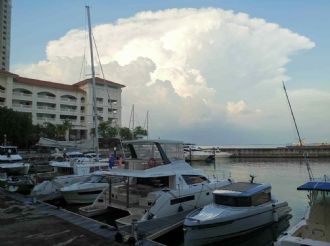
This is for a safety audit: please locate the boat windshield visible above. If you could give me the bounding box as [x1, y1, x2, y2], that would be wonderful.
[84, 175, 108, 183]
[214, 191, 271, 207]
[0, 147, 18, 155]
[123, 142, 184, 162]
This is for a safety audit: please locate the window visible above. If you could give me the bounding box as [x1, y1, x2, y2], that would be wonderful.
[251, 192, 271, 206]
[182, 175, 209, 185]
[213, 194, 252, 207]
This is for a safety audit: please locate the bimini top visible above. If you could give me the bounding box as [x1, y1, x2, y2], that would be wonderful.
[123, 139, 183, 145]
[297, 181, 330, 192]
[213, 182, 271, 197]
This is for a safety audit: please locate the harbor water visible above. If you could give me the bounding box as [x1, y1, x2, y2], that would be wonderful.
[191, 157, 330, 228]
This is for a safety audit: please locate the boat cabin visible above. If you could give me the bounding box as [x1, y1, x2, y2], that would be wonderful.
[213, 182, 271, 207]
[0, 146, 22, 163]
[120, 140, 184, 170]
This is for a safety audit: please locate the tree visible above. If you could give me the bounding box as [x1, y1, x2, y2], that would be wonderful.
[107, 126, 118, 138]
[0, 107, 34, 148]
[119, 127, 132, 140]
[98, 121, 110, 139]
[133, 126, 148, 139]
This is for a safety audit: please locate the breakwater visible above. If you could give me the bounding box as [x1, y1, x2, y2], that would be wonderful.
[212, 145, 330, 158]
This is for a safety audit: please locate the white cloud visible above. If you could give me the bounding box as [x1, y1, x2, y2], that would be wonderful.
[15, 8, 323, 144]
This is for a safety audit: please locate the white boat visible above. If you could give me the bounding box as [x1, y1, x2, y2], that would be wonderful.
[0, 146, 30, 175]
[184, 149, 214, 161]
[79, 139, 233, 225]
[183, 181, 291, 246]
[276, 177, 330, 246]
[60, 173, 111, 204]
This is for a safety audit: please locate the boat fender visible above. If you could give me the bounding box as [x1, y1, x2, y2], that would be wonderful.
[148, 158, 156, 168]
[178, 204, 183, 212]
[272, 204, 278, 222]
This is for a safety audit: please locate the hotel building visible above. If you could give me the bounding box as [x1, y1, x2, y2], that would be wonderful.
[0, 70, 125, 140]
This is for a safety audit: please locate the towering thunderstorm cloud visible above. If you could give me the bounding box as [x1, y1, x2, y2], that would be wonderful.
[16, 8, 326, 144]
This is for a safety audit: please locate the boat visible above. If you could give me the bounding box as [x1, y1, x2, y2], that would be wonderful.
[79, 139, 233, 225]
[184, 145, 214, 162]
[276, 177, 330, 246]
[276, 82, 330, 246]
[183, 181, 291, 246]
[0, 145, 30, 175]
[60, 172, 112, 204]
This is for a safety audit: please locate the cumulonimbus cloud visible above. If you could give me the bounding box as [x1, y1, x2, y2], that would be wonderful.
[15, 8, 323, 144]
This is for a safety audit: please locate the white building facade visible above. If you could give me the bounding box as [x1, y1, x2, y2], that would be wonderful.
[0, 70, 125, 140]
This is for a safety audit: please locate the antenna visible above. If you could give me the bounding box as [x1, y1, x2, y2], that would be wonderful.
[282, 81, 313, 180]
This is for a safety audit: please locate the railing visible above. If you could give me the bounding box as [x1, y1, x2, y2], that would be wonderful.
[13, 92, 32, 97]
[60, 108, 76, 112]
[37, 106, 56, 110]
[37, 95, 56, 100]
[61, 98, 77, 103]
[12, 104, 32, 109]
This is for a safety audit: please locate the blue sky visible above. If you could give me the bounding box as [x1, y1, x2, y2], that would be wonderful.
[11, 1, 330, 145]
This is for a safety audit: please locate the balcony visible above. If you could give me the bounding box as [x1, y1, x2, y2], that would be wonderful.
[0, 101, 5, 106]
[37, 106, 56, 111]
[37, 95, 56, 100]
[12, 92, 32, 98]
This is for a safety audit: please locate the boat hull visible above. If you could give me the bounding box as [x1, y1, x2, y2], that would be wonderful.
[62, 184, 108, 204]
[184, 202, 290, 246]
[0, 163, 30, 175]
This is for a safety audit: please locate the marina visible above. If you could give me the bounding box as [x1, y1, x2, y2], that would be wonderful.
[1, 156, 329, 245]
[0, 1, 330, 246]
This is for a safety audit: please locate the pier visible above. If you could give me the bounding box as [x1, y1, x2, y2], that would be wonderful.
[0, 188, 164, 246]
[207, 145, 330, 158]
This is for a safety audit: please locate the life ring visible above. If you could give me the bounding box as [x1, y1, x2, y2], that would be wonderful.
[148, 158, 156, 168]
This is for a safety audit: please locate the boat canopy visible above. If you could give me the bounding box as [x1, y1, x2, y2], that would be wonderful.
[213, 182, 271, 197]
[297, 181, 330, 192]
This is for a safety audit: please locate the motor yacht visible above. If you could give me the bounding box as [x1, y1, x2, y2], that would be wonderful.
[60, 173, 112, 204]
[183, 181, 291, 246]
[276, 177, 330, 246]
[79, 139, 232, 225]
[0, 146, 30, 175]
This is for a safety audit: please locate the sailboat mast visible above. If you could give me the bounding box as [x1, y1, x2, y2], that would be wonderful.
[282, 81, 313, 180]
[86, 6, 99, 160]
[146, 110, 149, 140]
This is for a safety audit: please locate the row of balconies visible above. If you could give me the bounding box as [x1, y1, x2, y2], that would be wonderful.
[12, 92, 118, 105]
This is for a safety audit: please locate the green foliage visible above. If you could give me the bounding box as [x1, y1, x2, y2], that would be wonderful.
[0, 107, 34, 148]
[119, 127, 132, 140]
[133, 126, 148, 139]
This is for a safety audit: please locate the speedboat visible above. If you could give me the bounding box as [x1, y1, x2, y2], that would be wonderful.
[0, 146, 30, 175]
[60, 173, 111, 204]
[79, 139, 232, 225]
[183, 181, 291, 246]
[276, 176, 330, 246]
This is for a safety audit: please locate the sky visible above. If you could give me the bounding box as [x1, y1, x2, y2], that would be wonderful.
[10, 0, 330, 146]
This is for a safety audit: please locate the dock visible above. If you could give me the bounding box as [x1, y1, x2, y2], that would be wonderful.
[119, 210, 191, 240]
[0, 188, 165, 246]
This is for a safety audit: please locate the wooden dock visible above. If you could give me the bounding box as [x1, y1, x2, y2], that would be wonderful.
[120, 210, 191, 240]
[0, 189, 165, 246]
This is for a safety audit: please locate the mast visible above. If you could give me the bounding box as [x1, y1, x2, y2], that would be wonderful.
[146, 110, 149, 140]
[86, 6, 99, 160]
[282, 81, 313, 180]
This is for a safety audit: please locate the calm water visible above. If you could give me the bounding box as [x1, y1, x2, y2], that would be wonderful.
[191, 157, 330, 227]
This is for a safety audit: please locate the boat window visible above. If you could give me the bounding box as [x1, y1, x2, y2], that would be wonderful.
[84, 175, 104, 183]
[213, 194, 252, 207]
[160, 143, 184, 161]
[251, 191, 271, 206]
[136, 177, 169, 188]
[182, 175, 209, 185]
[0, 147, 17, 155]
